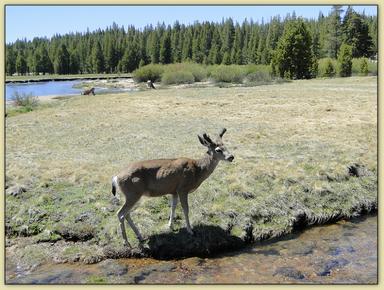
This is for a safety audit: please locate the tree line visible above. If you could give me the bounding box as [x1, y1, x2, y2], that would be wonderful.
[6, 6, 377, 78]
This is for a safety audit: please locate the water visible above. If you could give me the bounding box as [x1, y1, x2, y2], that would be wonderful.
[6, 215, 377, 284]
[5, 81, 82, 100]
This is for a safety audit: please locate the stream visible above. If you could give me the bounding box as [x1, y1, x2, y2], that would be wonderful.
[6, 215, 377, 284]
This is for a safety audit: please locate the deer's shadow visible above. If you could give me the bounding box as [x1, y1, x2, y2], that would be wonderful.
[143, 224, 245, 260]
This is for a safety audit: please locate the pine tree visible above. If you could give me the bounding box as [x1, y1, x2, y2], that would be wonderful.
[207, 26, 222, 64]
[54, 43, 70, 74]
[272, 19, 315, 79]
[6, 46, 16, 76]
[325, 5, 343, 58]
[91, 41, 105, 73]
[105, 35, 118, 73]
[159, 31, 172, 64]
[342, 7, 373, 57]
[15, 50, 27, 75]
[231, 24, 243, 64]
[221, 18, 235, 64]
[149, 31, 160, 64]
[181, 28, 192, 61]
[337, 43, 352, 77]
[69, 50, 80, 74]
[171, 21, 182, 63]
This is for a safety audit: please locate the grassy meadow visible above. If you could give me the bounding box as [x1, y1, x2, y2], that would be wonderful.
[5, 76, 377, 264]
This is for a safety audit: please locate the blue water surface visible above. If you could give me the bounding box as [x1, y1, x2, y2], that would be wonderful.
[5, 80, 82, 100]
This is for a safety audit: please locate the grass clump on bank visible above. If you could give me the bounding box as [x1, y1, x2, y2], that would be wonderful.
[6, 92, 40, 117]
[5, 76, 377, 261]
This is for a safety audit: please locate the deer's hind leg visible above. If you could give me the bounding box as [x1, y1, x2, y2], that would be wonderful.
[168, 194, 178, 230]
[118, 192, 143, 246]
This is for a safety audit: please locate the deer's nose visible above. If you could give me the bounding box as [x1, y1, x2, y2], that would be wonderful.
[227, 155, 234, 162]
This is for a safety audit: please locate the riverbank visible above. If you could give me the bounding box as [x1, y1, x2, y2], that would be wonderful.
[6, 73, 132, 84]
[5, 77, 377, 274]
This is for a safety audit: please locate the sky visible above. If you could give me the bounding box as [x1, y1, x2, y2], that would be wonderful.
[5, 5, 377, 43]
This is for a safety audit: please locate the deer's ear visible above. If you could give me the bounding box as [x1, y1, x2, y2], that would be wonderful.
[198, 134, 209, 147]
[219, 128, 227, 138]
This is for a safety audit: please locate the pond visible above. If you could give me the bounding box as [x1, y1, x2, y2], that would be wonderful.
[5, 79, 134, 100]
[6, 215, 377, 284]
[5, 81, 82, 100]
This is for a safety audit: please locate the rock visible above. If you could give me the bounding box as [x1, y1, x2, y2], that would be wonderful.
[7, 186, 27, 197]
[347, 163, 372, 177]
[99, 259, 128, 276]
[254, 249, 280, 256]
[231, 191, 255, 199]
[180, 257, 205, 269]
[75, 212, 91, 223]
[290, 243, 315, 256]
[318, 258, 349, 276]
[132, 262, 176, 283]
[54, 223, 95, 242]
[274, 266, 305, 280]
[327, 246, 343, 256]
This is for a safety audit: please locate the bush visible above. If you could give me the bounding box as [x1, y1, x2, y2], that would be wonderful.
[11, 92, 39, 110]
[132, 64, 164, 82]
[360, 58, 369, 76]
[337, 44, 353, 77]
[161, 70, 195, 85]
[324, 59, 336, 77]
[210, 65, 246, 83]
[245, 71, 272, 84]
[352, 58, 370, 76]
[164, 63, 207, 82]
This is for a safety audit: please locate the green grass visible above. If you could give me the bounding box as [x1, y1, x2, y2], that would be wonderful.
[5, 76, 377, 261]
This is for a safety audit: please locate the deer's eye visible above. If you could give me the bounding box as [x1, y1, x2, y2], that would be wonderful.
[215, 147, 222, 153]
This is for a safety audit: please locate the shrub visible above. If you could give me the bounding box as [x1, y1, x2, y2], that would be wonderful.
[185, 63, 207, 82]
[337, 44, 353, 77]
[11, 92, 39, 110]
[210, 65, 246, 83]
[352, 58, 370, 76]
[244, 64, 271, 75]
[164, 63, 207, 82]
[360, 58, 369, 76]
[132, 64, 164, 82]
[245, 71, 272, 84]
[161, 70, 195, 85]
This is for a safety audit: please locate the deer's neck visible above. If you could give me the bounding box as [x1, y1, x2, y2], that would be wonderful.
[196, 152, 220, 183]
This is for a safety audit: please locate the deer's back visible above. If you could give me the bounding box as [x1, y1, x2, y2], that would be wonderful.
[117, 158, 198, 196]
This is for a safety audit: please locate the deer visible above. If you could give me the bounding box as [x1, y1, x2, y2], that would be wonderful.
[111, 128, 234, 247]
[82, 87, 95, 96]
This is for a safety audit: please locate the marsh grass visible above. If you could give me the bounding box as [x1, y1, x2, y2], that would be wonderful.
[5, 76, 377, 260]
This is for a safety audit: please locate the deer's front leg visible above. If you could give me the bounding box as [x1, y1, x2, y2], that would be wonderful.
[168, 194, 178, 230]
[178, 192, 194, 235]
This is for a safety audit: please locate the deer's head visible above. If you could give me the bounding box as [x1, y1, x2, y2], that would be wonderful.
[198, 128, 234, 162]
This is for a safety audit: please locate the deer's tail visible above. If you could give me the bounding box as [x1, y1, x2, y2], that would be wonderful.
[111, 176, 118, 196]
